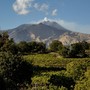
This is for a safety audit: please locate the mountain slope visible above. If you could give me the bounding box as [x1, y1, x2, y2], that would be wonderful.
[42, 20, 69, 32]
[8, 23, 68, 43]
[6, 20, 90, 45]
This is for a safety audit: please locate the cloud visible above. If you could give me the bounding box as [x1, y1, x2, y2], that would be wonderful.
[12, 1, 59, 16]
[34, 3, 48, 14]
[52, 9, 58, 16]
[13, 0, 34, 15]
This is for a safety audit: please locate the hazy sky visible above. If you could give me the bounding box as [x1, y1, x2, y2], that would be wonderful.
[0, 0, 90, 34]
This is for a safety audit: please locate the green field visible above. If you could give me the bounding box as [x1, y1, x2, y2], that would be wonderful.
[24, 53, 89, 67]
[24, 53, 90, 90]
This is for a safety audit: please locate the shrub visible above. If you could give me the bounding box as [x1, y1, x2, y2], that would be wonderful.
[0, 52, 33, 89]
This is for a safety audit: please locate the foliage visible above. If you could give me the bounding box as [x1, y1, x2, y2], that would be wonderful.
[24, 54, 90, 69]
[70, 42, 86, 57]
[28, 41, 47, 53]
[0, 32, 9, 48]
[0, 33, 47, 55]
[48, 75, 75, 90]
[61, 42, 86, 58]
[66, 61, 87, 80]
[49, 40, 63, 52]
[17, 41, 29, 54]
[48, 85, 68, 90]
[2, 39, 18, 54]
[0, 52, 33, 89]
[81, 41, 89, 50]
[17, 41, 47, 54]
[74, 69, 90, 90]
[0, 33, 90, 89]
[0, 32, 18, 54]
[60, 46, 69, 58]
[24, 54, 67, 68]
[24, 54, 90, 89]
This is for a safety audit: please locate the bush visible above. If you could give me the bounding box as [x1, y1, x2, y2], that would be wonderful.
[0, 52, 33, 89]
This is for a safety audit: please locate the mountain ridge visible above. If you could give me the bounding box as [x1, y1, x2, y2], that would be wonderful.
[1, 20, 90, 45]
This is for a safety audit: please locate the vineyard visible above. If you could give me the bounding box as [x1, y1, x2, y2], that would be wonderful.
[24, 54, 90, 90]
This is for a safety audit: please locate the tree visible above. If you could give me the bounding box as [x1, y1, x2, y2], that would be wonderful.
[27, 41, 37, 53]
[70, 42, 86, 57]
[61, 42, 86, 58]
[49, 40, 63, 52]
[0, 34, 3, 48]
[17, 41, 29, 54]
[0, 52, 33, 89]
[0, 32, 9, 48]
[34, 42, 46, 53]
[0, 33, 18, 54]
[27, 41, 47, 53]
[60, 46, 70, 58]
[1, 38, 18, 54]
[81, 41, 89, 50]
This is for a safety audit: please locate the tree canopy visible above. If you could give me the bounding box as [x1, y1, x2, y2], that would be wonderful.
[49, 40, 63, 52]
[0, 52, 33, 89]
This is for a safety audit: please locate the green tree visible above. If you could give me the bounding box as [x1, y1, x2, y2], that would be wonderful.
[60, 46, 70, 58]
[81, 41, 89, 50]
[0, 52, 33, 89]
[70, 42, 86, 57]
[0, 32, 18, 54]
[27, 41, 37, 53]
[61, 42, 86, 58]
[17, 41, 29, 54]
[49, 40, 63, 52]
[0, 32, 9, 48]
[28, 41, 47, 53]
[2, 32, 9, 43]
[1, 38, 18, 54]
[35, 42, 46, 53]
[0, 34, 3, 48]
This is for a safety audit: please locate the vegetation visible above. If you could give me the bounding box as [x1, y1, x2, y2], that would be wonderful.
[17, 41, 47, 54]
[48, 75, 75, 90]
[0, 33, 33, 90]
[24, 54, 90, 90]
[0, 32, 90, 90]
[49, 40, 63, 52]
[0, 52, 33, 90]
[61, 42, 87, 58]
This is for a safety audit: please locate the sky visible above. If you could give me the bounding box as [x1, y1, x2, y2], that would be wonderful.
[0, 0, 90, 34]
